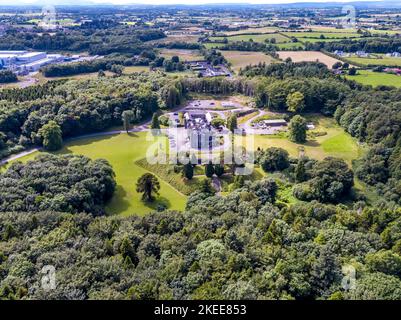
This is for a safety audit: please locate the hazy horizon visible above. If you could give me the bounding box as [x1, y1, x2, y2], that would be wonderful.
[0, 0, 385, 6]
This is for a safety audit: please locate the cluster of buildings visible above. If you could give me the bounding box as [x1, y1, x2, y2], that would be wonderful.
[188, 61, 231, 77]
[334, 50, 401, 59]
[334, 50, 370, 58]
[0, 50, 100, 76]
[0, 51, 66, 75]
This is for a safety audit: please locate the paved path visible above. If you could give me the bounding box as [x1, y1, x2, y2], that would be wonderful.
[0, 148, 40, 165]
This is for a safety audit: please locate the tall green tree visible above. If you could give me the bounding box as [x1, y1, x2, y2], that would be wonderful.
[286, 91, 305, 113]
[136, 173, 160, 202]
[122, 110, 134, 133]
[38, 120, 63, 151]
[289, 115, 308, 143]
[295, 158, 307, 182]
[227, 113, 238, 133]
[183, 163, 194, 180]
[205, 162, 215, 178]
[151, 112, 160, 130]
[214, 164, 224, 177]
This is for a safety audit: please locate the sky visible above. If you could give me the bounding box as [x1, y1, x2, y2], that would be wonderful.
[0, 0, 384, 5]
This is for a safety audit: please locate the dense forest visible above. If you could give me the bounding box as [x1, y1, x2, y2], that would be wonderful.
[1, 186, 401, 299]
[0, 22, 165, 55]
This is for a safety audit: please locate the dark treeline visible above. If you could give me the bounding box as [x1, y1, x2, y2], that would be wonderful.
[240, 61, 333, 79]
[0, 80, 66, 102]
[305, 37, 401, 53]
[0, 70, 17, 84]
[182, 77, 257, 96]
[157, 42, 203, 50]
[217, 41, 277, 52]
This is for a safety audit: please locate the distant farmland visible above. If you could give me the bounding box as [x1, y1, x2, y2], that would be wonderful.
[282, 31, 362, 39]
[277, 51, 343, 68]
[160, 49, 204, 62]
[223, 26, 278, 36]
[221, 51, 278, 73]
[210, 33, 290, 44]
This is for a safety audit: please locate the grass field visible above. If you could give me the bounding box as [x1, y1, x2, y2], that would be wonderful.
[221, 51, 278, 72]
[160, 49, 204, 62]
[282, 31, 361, 39]
[35, 71, 115, 84]
[123, 66, 150, 74]
[223, 27, 278, 36]
[345, 69, 401, 87]
[243, 116, 364, 165]
[345, 54, 401, 67]
[210, 33, 290, 44]
[277, 51, 343, 68]
[203, 42, 227, 49]
[3, 132, 187, 216]
[275, 42, 305, 50]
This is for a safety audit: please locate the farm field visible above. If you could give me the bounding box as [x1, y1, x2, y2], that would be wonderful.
[295, 37, 352, 43]
[345, 69, 401, 87]
[223, 26, 278, 35]
[345, 54, 401, 67]
[276, 42, 305, 50]
[159, 49, 204, 61]
[305, 27, 359, 33]
[3, 132, 187, 216]
[282, 31, 362, 39]
[221, 50, 278, 72]
[123, 66, 150, 73]
[34, 70, 115, 83]
[210, 33, 290, 43]
[203, 42, 226, 49]
[277, 51, 343, 68]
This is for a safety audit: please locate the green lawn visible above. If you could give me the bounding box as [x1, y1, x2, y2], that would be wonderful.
[345, 54, 401, 67]
[210, 33, 290, 44]
[345, 70, 401, 87]
[247, 116, 364, 165]
[203, 42, 226, 49]
[2, 132, 187, 216]
[275, 42, 305, 50]
[282, 31, 362, 39]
